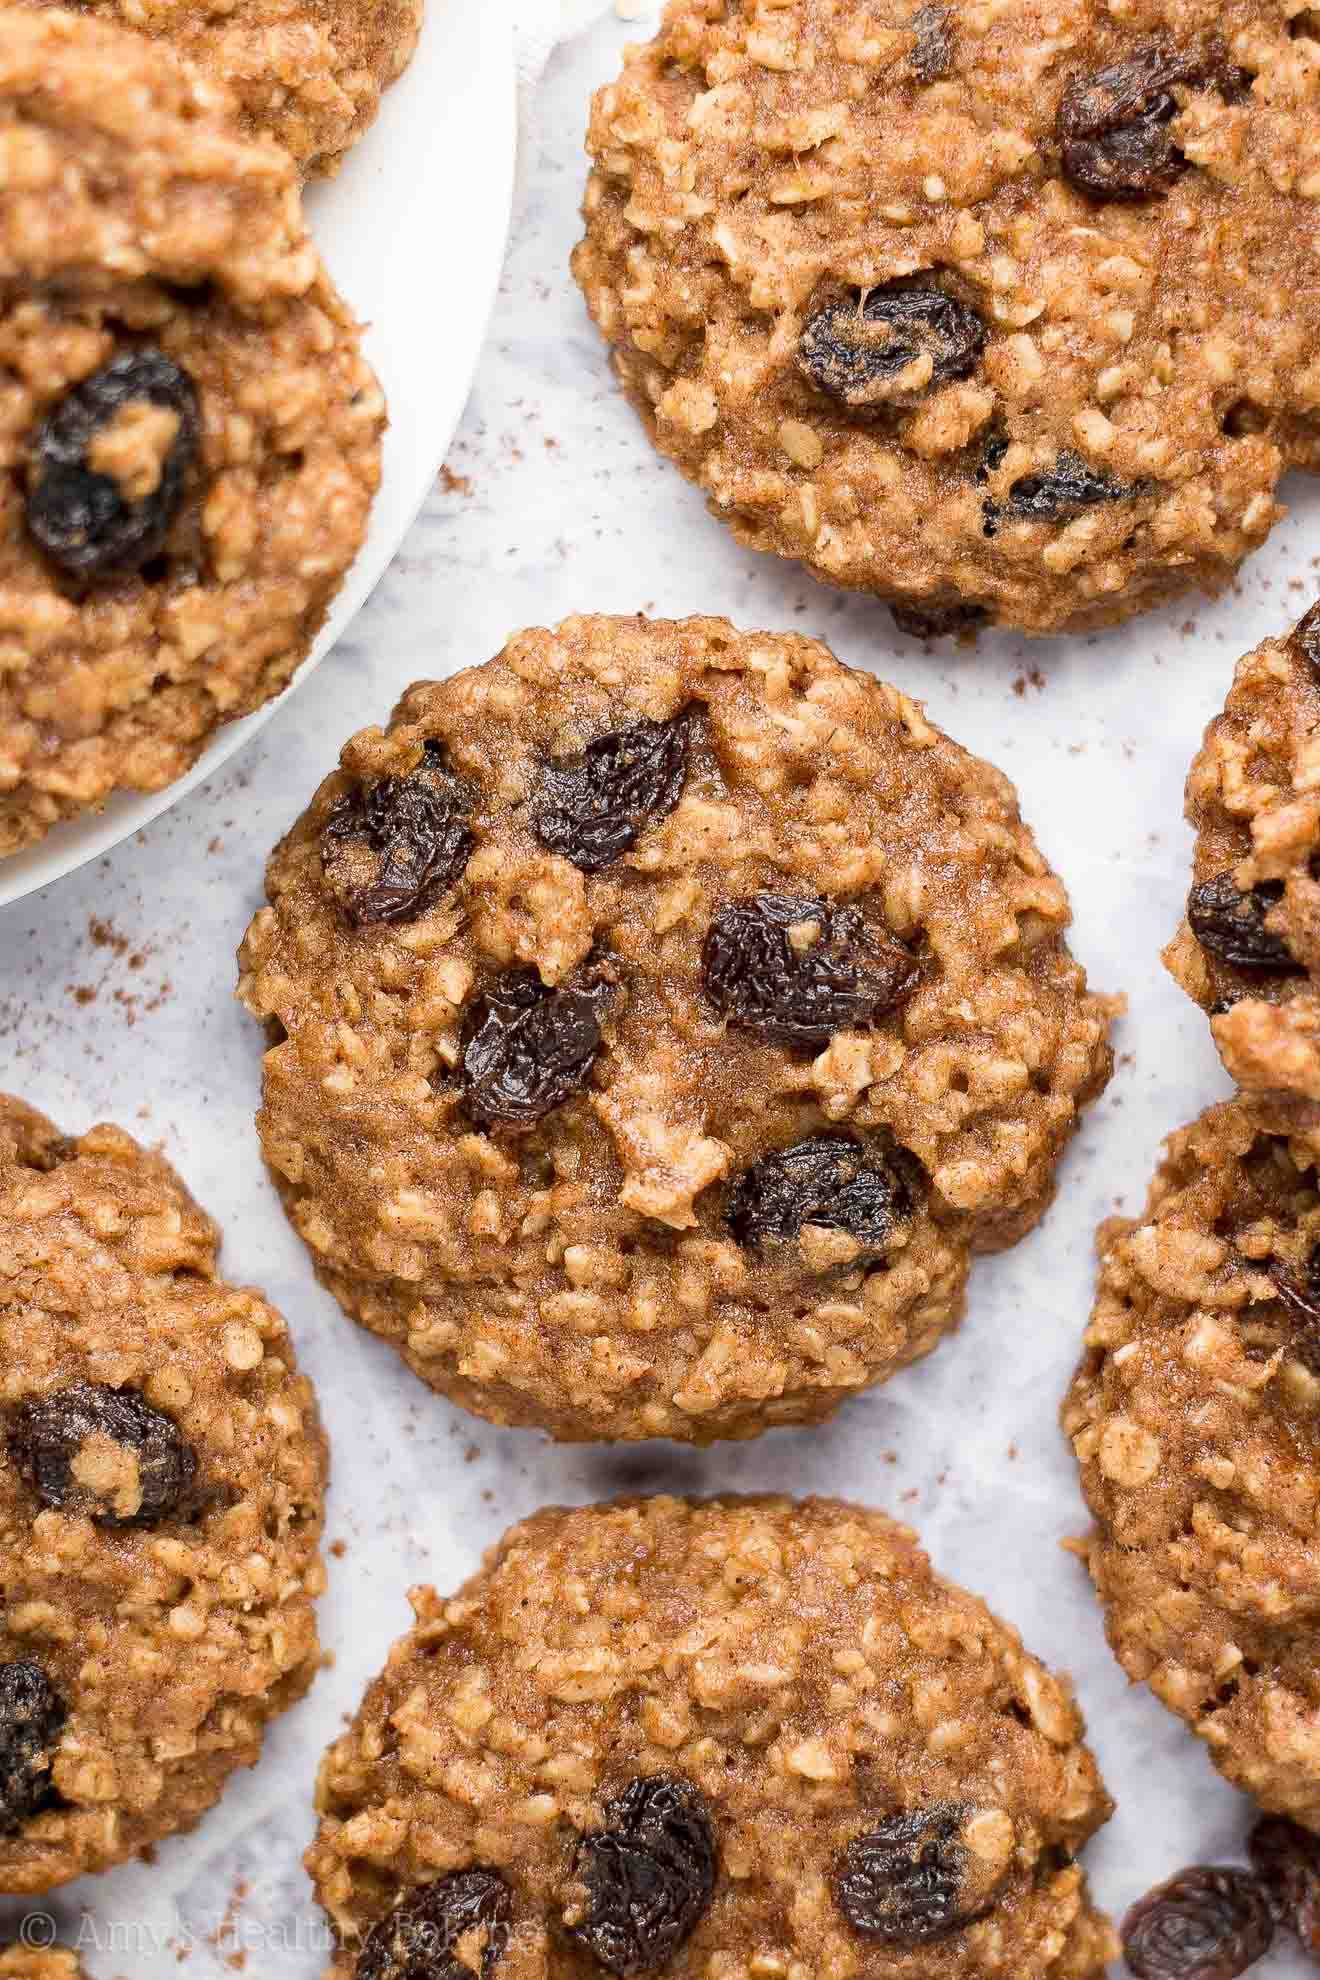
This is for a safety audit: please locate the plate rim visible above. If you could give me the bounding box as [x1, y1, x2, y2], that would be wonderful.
[0, 0, 517, 910]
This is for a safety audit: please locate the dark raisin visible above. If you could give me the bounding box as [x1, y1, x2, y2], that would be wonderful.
[910, 4, 954, 80]
[1248, 1815, 1320, 1954]
[461, 968, 610, 1129]
[1291, 602, 1320, 675]
[890, 597, 988, 640]
[8, 1382, 197, 1527]
[983, 452, 1131, 536]
[702, 894, 917, 1048]
[1263, 1248, 1320, 1377]
[835, 1807, 983, 1945]
[1121, 1866, 1274, 1979]
[26, 350, 198, 583]
[978, 433, 1010, 478]
[1057, 44, 1248, 202]
[0, 1662, 65, 1835]
[1187, 875, 1295, 970]
[566, 1775, 716, 1977]
[532, 714, 689, 873]
[1268, 1241, 1320, 1324]
[725, 1135, 912, 1254]
[356, 1870, 512, 1980]
[322, 742, 474, 927]
[798, 284, 986, 410]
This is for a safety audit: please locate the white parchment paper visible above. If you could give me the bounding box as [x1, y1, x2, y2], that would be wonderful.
[3, 6, 1320, 1972]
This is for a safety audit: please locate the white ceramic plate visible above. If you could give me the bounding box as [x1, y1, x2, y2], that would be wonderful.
[0, 0, 516, 908]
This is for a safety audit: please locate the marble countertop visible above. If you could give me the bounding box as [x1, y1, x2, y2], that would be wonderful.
[4, 6, 1320, 1973]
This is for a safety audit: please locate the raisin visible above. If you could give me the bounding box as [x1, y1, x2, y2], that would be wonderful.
[357, 1870, 512, 1980]
[798, 284, 986, 410]
[532, 714, 689, 873]
[1057, 45, 1248, 201]
[566, 1775, 716, 1977]
[725, 1136, 912, 1254]
[1248, 1815, 1320, 1954]
[890, 597, 988, 640]
[702, 894, 917, 1048]
[983, 452, 1131, 536]
[835, 1807, 983, 1945]
[26, 350, 198, 583]
[0, 1662, 65, 1835]
[1187, 875, 1295, 970]
[910, 4, 954, 81]
[1291, 602, 1320, 675]
[322, 743, 474, 927]
[461, 969, 610, 1129]
[979, 434, 1010, 477]
[1268, 1241, 1320, 1335]
[8, 1382, 197, 1527]
[1121, 1867, 1274, 1980]
[1265, 1245, 1320, 1374]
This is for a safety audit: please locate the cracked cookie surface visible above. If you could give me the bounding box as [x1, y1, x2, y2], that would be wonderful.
[1063, 1099, 1320, 1827]
[22, 0, 422, 172]
[1165, 601, 1320, 1113]
[307, 1494, 1117, 1980]
[238, 613, 1115, 1443]
[0, 1095, 327, 1891]
[0, 9, 384, 861]
[573, 0, 1320, 635]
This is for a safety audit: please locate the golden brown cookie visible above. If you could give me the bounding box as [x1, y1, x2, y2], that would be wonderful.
[0, 1095, 328, 1892]
[0, 9, 385, 861]
[307, 1495, 1117, 1980]
[1063, 1099, 1320, 1827]
[25, 0, 422, 173]
[573, 0, 1320, 635]
[1164, 601, 1320, 1113]
[237, 613, 1116, 1443]
[0, 1949, 84, 1979]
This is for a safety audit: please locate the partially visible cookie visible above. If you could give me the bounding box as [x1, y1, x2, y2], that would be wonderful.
[238, 613, 1116, 1443]
[0, 1949, 84, 1979]
[0, 9, 385, 860]
[0, 1095, 328, 1891]
[1063, 1099, 1320, 1826]
[307, 1495, 1117, 1980]
[1165, 602, 1320, 1112]
[573, 0, 1320, 635]
[27, 0, 422, 172]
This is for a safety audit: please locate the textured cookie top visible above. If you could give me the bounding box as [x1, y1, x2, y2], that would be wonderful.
[1063, 1100, 1320, 1827]
[0, 1096, 327, 1892]
[0, 9, 384, 859]
[239, 614, 1114, 1442]
[22, 0, 423, 173]
[1164, 601, 1320, 1108]
[0, 10, 309, 300]
[0, 1951, 83, 1980]
[308, 1495, 1116, 1980]
[573, 0, 1320, 634]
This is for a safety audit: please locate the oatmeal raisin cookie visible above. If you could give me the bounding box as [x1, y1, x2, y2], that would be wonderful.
[0, 9, 384, 860]
[1165, 601, 1320, 1112]
[307, 1495, 1117, 1980]
[25, 0, 422, 173]
[1064, 1098, 1320, 1827]
[0, 1095, 327, 1891]
[574, 0, 1320, 634]
[238, 613, 1116, 1442]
